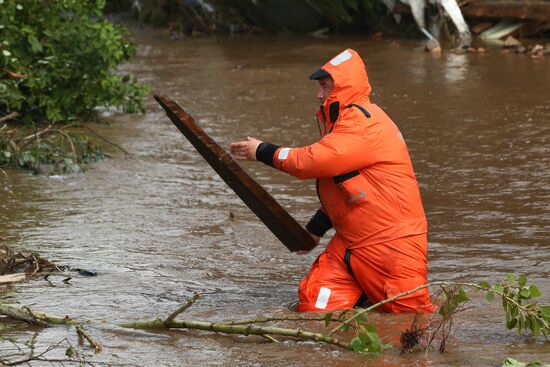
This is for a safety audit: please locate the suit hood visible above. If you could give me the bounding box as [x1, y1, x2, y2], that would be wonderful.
[314, 49, 372, 130]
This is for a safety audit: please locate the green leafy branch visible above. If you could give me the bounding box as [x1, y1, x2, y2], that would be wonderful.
[1, 274, 548, 358]
[332, 275, 549, 345]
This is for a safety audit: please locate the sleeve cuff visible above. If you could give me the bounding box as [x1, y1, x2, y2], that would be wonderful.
[256, 142, 281, 167]
[305, 209, 333, 237]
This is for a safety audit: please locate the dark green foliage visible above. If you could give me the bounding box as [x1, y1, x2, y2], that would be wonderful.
[0, 0, 148, 124]
[345, 309, 392, 354]
[311, 0, 387, 32]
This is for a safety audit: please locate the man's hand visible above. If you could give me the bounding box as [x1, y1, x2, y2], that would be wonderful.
[229, 137, 263, 161]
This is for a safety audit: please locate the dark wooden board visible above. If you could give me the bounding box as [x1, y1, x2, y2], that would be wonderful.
[155, 95, 316, 252]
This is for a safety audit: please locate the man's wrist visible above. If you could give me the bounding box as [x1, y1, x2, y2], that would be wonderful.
[255, 142, 281, 167]
[306, 209, 333, 237]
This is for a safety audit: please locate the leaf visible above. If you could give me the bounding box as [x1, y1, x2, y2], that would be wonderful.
[506, 317, 518, 329]
[486, 291, 495, 301]
[539, 306, 550, 319]
[364, 323, 377, 333]
[353, 310, 369, 324]
[339, 323, 350, 333]
[350, 336, 363, 353]
[494, 284, 504, 293]
[454, 287, 470, 304]
[518, 274, 527, 287]
[479, 281, 491, 289]
[520, 288, 531, 298]
[529, 285, 542, 298]
[506, 274, 517, 282]
[65, 346, 76, 358]
[502, 358, 526, 367]
[324, 313, 332, 327]
[532, 318, 541, 337]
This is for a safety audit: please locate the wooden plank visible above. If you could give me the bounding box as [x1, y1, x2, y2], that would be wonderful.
[462, 1, 550, 21]
[155, 96, 317, 253]
[393, 1, 550, 21]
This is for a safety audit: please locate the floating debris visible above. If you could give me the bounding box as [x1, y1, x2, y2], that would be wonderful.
[480, 19, 525, 40]
[503, 35, 521, 48]
[0, 244, 60, 276]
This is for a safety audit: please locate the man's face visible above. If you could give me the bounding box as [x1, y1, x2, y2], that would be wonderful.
[317, 75, 334, 104]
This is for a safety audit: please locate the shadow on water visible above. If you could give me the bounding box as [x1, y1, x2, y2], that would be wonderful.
[0, 31, 549, 365]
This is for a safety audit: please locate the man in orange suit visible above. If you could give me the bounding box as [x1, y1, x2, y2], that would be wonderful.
[230, 49, 433, 313]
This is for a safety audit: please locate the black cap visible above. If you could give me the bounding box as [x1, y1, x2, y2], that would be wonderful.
[309, 69, 330, 80]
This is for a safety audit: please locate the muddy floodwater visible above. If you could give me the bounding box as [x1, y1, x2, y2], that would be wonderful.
[1, 31, 549, 366]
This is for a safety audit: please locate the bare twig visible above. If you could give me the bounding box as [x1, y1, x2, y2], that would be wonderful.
[260, 334, 279, 343]
[82, 125, 134, 158]
[23, 125, 52, 142]
[0, 112, 19, 123]
[52, 129, 77, 161]
[164, 293, 202, 325]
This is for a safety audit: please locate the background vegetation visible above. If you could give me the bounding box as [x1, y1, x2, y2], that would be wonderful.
[0, 0, 147, 172]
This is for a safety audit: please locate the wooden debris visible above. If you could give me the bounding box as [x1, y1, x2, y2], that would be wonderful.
[461, 0, 550, 21]
[471, 22, 493, 34]
[0, 273, 26, 284]
[0, 244, 60, 275]
[503, 35, 521, 48]
[480, 19, 525, 39]
[530, 44, 546, 58]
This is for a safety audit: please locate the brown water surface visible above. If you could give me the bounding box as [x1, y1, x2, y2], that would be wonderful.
[1, 32, 549, 366]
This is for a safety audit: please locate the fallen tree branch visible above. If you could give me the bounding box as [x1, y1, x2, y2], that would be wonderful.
[0, 112, 20, 123]
[120, 318, 351, 350]
[0, 304, 49, 327]
[218, 312, 349, 326]
[21, 306, 78, 326]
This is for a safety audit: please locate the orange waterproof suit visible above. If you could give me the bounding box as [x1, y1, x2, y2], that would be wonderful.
[255, 49, 433, 313]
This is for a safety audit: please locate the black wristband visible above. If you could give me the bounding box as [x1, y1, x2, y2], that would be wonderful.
[255, 142, 281, 167]
[305, 209, 333, 237]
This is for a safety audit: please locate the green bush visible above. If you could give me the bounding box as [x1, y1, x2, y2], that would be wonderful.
[312, 0, 387, 32]
[0, 0, 148, 124]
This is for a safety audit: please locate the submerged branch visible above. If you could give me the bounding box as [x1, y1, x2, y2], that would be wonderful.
[120, 318, 352, 350]
[82, 125, 134, 158]
[76, 325, 102, 352]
